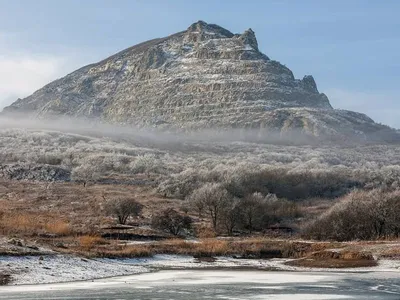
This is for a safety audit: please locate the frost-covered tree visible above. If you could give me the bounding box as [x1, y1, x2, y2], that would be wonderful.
[187, 183, 231, 230]
[71, 164, 101, 187]
[130, 154, 163, 175]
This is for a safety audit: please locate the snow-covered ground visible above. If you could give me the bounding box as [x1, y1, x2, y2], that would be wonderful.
[0, 255, 147, 285]
[1, 254, 400, 285]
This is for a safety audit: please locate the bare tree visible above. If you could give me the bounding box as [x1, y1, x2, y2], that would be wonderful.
[151, 208, 192, 236]
[220, 197, 241, 235]
[106, 198, 143, 225]
[187, 183, 230, 230]
[238, 192, 265, 232]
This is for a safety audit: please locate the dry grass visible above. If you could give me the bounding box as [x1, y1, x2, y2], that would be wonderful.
[286, 250, 377, 268]
[287, 258, 377, 268]
[0, 211, 72, 237]
[44, 220, 71, 236]
[61, 237, 345, 259]
[0, 179, 180, 236]
[379, 247, 400, 259]
[193, 239, 229, 257]
[159, 238, 194, 253]
[194, 224, 217, 238]
[0, 212, 38, 235]
[307, 250, 374, 260]
[77, 235, 108, 250]
[89, 238, 230, 258]
[97, 245, 153, 258]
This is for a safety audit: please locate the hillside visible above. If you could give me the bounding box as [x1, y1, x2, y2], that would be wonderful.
[3, 21, 398, 141]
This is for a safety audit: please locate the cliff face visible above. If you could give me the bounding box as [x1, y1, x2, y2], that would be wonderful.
[3, 21, 397, 140]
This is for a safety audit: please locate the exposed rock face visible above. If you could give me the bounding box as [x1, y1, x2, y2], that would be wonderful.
[0, 164, 70, 182]
[3, 21, 398, 140]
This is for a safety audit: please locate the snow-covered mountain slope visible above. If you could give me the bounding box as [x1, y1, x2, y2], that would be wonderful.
[3, 21, 398, 141]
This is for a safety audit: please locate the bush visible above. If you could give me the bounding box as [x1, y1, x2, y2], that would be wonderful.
[151, 208, 192, 236]
[71, 164, 101, 187]
[105, 198, 143, 225]
[304, 189, 400, 241]
[130, 154, 164, 175]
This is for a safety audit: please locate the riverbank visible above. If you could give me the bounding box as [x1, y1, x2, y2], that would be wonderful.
[1, 237, 400, 285]
[1, 253, 400, 285]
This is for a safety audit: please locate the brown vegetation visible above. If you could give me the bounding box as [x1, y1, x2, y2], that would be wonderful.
[0, 178, 399, 269]
[287, 259, 377, 268]
[0, 211, 70, 237]
[77, 235, 107, 250]
[379, 247, 400, 259]
[58, 236, 345, 260]
[286, 250, 377, 268]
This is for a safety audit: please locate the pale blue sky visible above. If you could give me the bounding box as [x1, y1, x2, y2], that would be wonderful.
[0, 0, 399, 127]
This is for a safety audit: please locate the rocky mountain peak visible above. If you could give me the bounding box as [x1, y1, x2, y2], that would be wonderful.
[187, 20, 234, 38]
[239, 28, 259, 51]
[301, 75, 319, 93]
[3, 21, 398, 141]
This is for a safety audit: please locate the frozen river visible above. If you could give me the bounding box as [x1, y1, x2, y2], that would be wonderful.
[1, 270, 400, 299]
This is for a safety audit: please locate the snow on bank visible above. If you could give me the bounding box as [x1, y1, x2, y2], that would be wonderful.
[0, 255, 148, 285]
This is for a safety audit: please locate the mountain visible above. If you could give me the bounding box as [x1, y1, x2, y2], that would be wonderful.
[3, 21, 398, 141]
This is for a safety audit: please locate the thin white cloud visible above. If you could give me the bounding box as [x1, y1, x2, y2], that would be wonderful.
[0, 32, 85, 109]
[326, 88, 400, 129]
[0, 56, 67, 107]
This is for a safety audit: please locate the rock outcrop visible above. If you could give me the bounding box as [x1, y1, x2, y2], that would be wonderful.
[3, 21, 398, 141]
[0, 164, 70, 182]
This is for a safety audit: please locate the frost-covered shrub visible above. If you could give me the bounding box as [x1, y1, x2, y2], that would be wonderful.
[129, 154, 164, 175]
[157, 168, 209, 199]
[71, 164, 101, 186]
[0, 127, 400, 194]
[304, 189, 400, 241]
